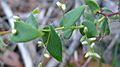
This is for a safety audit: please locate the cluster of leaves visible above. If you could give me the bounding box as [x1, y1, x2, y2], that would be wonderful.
[1, 0, 114, 62]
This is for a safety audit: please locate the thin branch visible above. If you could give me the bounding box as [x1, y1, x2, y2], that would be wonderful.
[0, 31, 12, 35]
[97, 11, 120, 17]
[42, 25, 84, 32]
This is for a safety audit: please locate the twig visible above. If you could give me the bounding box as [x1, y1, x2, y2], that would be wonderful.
[0, 31, 11, 35]
[42, 25, 83, 32]
[97, 11, 120, 17]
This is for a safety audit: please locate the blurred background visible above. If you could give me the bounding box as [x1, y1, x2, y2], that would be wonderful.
[0, 0, 120, 67]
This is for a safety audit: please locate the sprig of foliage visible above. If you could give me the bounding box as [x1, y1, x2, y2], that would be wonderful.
[0, 0, 119, 62]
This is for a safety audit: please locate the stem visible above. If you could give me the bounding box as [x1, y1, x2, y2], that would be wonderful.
[55, 27, 64, 30]
[98, 16, 105, 23]
[107, 12, 119, 16]
[0, 31, 12, 35]
[0, 26, 84, 34]
[97, 11, 120, 17]
[42, 25, 84, 32]
[42, 27, 64, 32]
[71, 25, 84, 29]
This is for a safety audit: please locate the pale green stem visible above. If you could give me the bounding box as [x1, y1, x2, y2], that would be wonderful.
[42, 25, 84, 32]
[0, 31, 12, 35]
[98, 16, 105, 24]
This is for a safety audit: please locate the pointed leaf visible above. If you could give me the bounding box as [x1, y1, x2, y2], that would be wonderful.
[84, 12, 94, 22]
[80, 12, 95, 36]
[100, 18, 110, 35]
[85, 0, 100, 14]
[10, 21, 42, 42]
[60, 5, 86, 39]
[32, 8, 40, 14]
[46, 25, 62, 62]
[26, 14, 38, 29]
[60, 5, 86, 27]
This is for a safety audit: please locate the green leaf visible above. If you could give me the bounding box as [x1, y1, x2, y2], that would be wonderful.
[82, 20, 98, 38]
[46, 25, 62, 62]
[32, 8, 40, 14]
[10, 21, 42, 42]
[60, 5, 86, 27]
[0, 37, 7, 48]
[60, 5, 86, 39]
[85, 0, 100, 14]
[80, 12, 96, 36]
[100, 18, 110, 35]
[26, 14, 38, 29]
[84, 12, 94, 22]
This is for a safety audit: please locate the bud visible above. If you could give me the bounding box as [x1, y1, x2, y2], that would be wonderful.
[83, 27, 88, 33]
[12, 29, 17, 34]
[38, 63, 42, 67]
[56, 1, 66, 11]
[90, 42, 95, 49]
[93, 53, 101, 59]
[44, 53, 50, 58]
[88, 37, 96, 42]
[38, 41, 44, 47]
[61, 4, 66, 11]
[85, 52, 101, 59]
[82, 40, 88, 46]
[85, 52, 91, 58]
[80, 36, 86, 42]
[56, 1, 61, 7]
